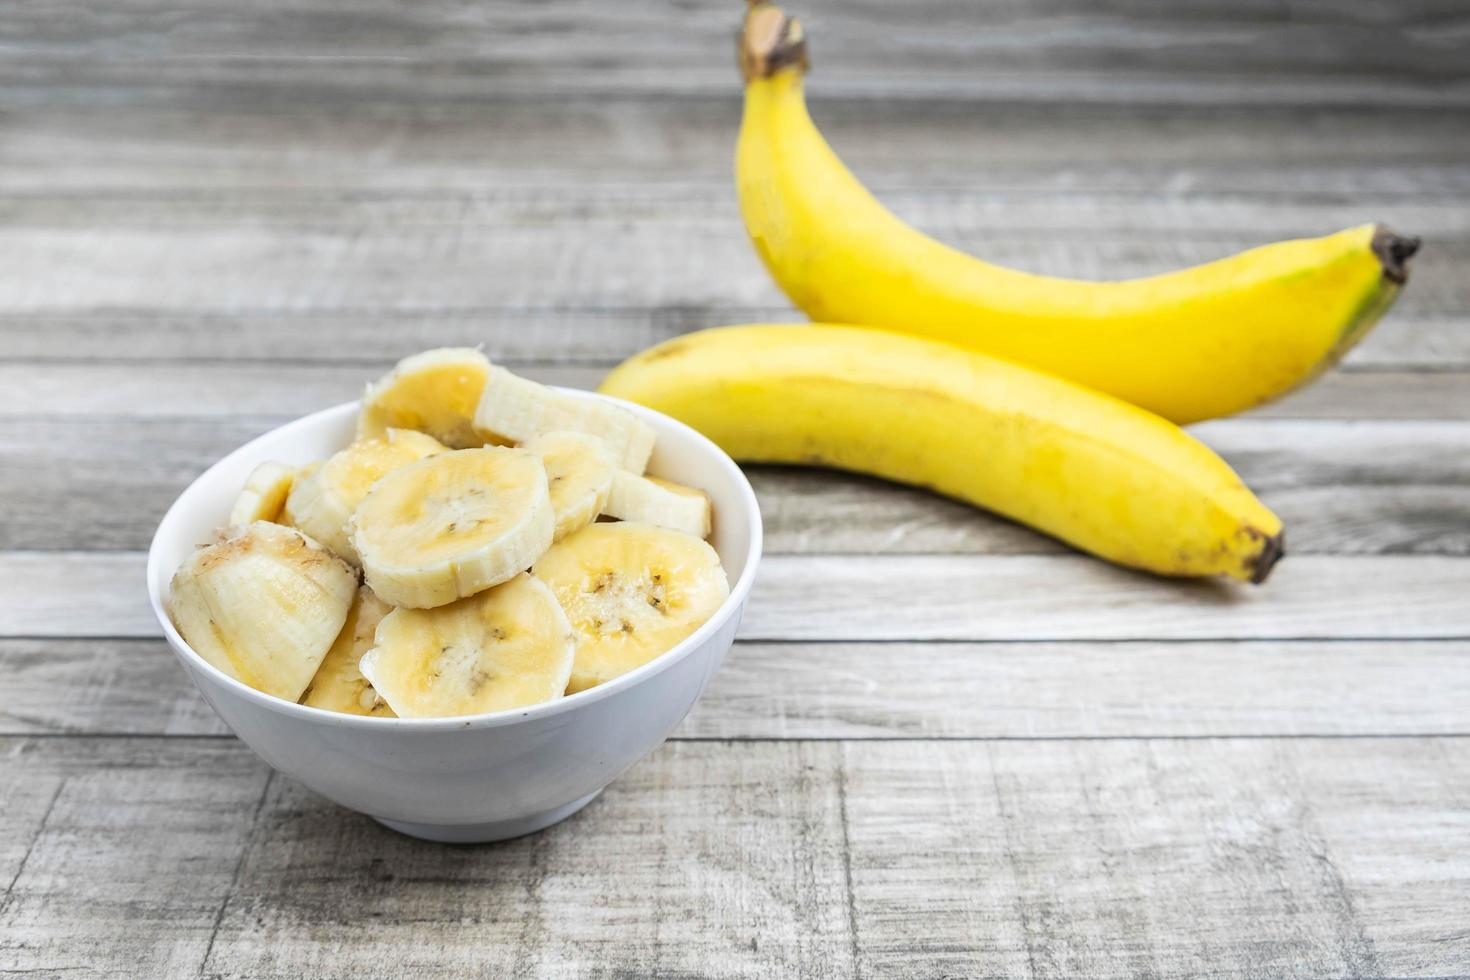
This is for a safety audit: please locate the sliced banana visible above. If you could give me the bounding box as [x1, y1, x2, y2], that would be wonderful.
[301, 585, 396, 717]
[533, 522, 729, 694]
[167, 521, 358, 702]
[358, 347, 492, 449]
[603, 472, 712, 539]
[360, 573, 574, 717]
[277, 461, 320, 529]
[285, 428, 447, 562]
[523, 430, 617, 542]
[474, 365, 656, 473]
[227, 461, 297, 526]
[350, 447, 555, 609]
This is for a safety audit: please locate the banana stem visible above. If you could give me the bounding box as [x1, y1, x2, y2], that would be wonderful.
[739, 3, 807, 81]
[1371, 226, 1421, 285]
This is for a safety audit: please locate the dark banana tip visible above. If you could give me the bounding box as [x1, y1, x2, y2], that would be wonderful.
[1247, 529, 1286, 585]
[1371, 225, 1421, 285]
[739, 3, 808, 81]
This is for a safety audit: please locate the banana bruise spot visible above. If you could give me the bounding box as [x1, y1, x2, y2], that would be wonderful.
[1370, 225, 1421, 285]
[739, 3, 807, 81]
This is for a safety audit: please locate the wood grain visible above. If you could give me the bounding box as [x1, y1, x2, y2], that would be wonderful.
[2, 0, 1466, 110]
[8, 637, 1470, 741]
[3, 736, 1467, 979]
[11, 551, 1470, 641]
[0, 191, 1463, 317]
[6, 415, 1470, 554]
[843, 738, 1470, 978]
[4, 103, 1468, 199]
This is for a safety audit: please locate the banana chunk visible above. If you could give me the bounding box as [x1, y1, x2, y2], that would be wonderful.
[350, 447, 555, 609]
[278, 461, 320, 529]
[360, 573, 574, 718]
[358, 347, 492, 449]
[227, 461, 297, 526]
[533, 522, 729, 694]
[301, 585, 396, 717]
[285, 428, 446, 563]
[523, 430, 617, 542]
[474, 365, 656, 473]
[167, 521, 358, 702]
[603, 472, 712, 539]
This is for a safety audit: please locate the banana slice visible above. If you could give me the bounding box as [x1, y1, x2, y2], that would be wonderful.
[532, 522, 729, 693]
[167, 522, 359, 702]
[474, 365, 656, 473]
[277, 461, 320, 529]
[358, 347, 492, 449]
[603, 472, 712, 539]
[301, 585, 396, 717]
[227, 461, 297, 526]
[523, 430, 617, 542]
[285, 428, 446, 562]
[350, 447, 555, 609]
[360, 573, 574, 717]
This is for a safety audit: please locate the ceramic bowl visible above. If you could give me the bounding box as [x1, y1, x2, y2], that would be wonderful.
[146, 393, 762, 842]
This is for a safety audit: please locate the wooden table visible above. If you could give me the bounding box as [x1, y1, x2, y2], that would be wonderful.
[3, 1, 1468, 976]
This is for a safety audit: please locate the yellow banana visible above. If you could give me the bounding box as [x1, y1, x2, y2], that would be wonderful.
[735, 3, 1418, 425]
[600, 325, 1283, 583]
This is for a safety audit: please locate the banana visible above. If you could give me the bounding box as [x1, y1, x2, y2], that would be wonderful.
[359, 573, 574, 717]
[358, 347, 492, 448]
[474, 365, 656, 472]
[285, 428, 447, 562]
[522, 430, 617, 541]
[603, 472, 712, 539]
[349, 447, 555, 609]
[227, 461, 297, 525]
[735, 3, 1418, 425]
[301, 585, 396, 717]
[533, 522, 729, 693]
[600, 324, 1285, 582]
[167, 521, 359, 701]
[277, 461, 319, 529]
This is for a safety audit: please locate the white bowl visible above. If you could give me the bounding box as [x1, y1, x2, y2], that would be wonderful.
[147, 392, 762, 843]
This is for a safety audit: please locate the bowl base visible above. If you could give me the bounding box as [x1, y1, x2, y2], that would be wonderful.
[372, 789, 604, 843]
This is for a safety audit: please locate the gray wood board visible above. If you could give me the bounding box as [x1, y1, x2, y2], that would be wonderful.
[3, 0, 1467, 109]
[2, 736, 1467, 979]
[8, 551, 1470, 641]
[4, 103, 1469, 199]
[7, 637, 1470, 741]
[0, 192, 1463, 319]
[6, 415, 1470, 554]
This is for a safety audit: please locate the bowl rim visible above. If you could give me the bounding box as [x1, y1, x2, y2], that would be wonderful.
[146, 389, 763, 731]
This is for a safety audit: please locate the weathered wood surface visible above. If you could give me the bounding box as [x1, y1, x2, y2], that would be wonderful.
[8, 637, 1470, 740]
[3, 0, 1467, 108]
[3, 737, 1468, 979]
[2, 192, 1466, 314]
[6, 415, 1470, 553]
[7, 551, 1470, 642]
[6, 0, 1469, 973]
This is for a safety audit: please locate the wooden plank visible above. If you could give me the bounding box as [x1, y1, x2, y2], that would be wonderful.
[4, 104, 1469, 199]
[1, 0, 1465, 109]
[0, 192, 1464, 316]
[4, 361, 1468, 425]
[1, 311, 1465, 372]
[844, 738, 1470, 978]
[11, 551, 1470, 641]
[8, 636, 1470, 740]
[0, 737, 272, 978]
[0, 736, 855, 980]
[3, 736, 1467, 977]
[8, 414, 1470, 554]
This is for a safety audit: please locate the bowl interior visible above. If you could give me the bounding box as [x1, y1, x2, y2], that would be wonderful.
[147, 391, 762, 724]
